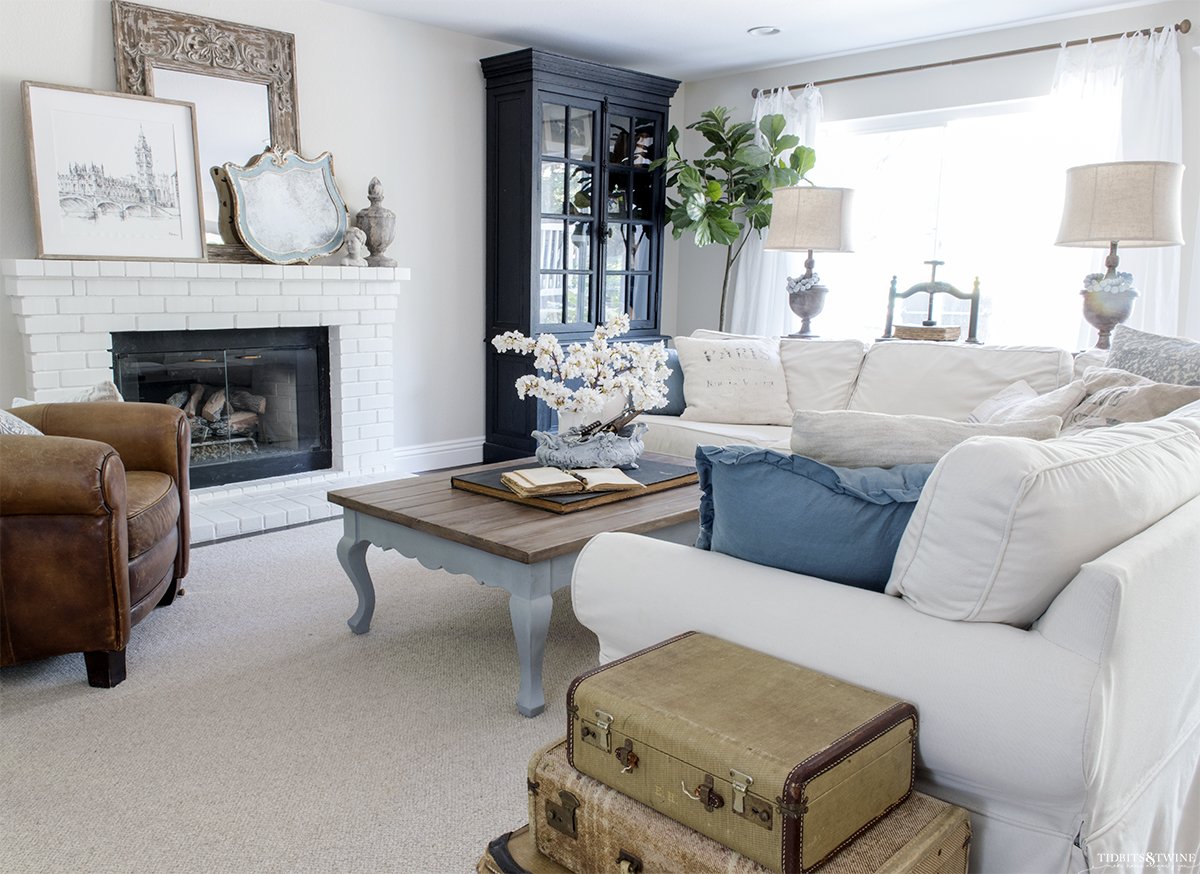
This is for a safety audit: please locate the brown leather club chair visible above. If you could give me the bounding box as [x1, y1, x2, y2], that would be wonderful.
[0, 402, 189, 687]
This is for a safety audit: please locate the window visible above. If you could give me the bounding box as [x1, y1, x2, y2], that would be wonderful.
[812, 99, 1101, 349]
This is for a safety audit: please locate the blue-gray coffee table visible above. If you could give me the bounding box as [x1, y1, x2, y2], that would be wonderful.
[327, 457, 698, 717]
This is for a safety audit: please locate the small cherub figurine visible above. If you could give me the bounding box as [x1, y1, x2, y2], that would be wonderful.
[339, 226, 370, 267]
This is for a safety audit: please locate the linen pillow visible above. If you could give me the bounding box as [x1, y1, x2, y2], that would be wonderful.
[1061, 367, 1200, 434]
[691, 330, 867, 412]
[675, 336, 792, 426]
[696, 445, 933, 591]
[0, 410, 43, 436]
[790, 409, 1062, 468]
[886, 420, 1200, 626]
[967, 379, 1087, 424]
[1107, 325, 1200, 386]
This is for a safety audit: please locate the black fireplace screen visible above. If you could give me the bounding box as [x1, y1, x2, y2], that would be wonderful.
[112, 327, 332, 489]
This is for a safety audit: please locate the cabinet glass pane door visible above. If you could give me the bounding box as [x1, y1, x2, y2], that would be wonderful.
[602, 113, 657, 324]
[540, 101, 597, 327]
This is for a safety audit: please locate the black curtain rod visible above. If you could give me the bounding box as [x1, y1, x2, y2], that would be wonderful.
[750, 18, 1191, 98]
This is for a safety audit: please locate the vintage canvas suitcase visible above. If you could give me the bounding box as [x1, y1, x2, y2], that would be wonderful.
[567, 632, 919, 873]
[529, 738, 970, 874]
[477, 825, 569, 874]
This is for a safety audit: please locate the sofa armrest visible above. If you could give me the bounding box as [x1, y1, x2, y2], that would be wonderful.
[1035, 495, 1200, 859]
[0, 435, 126, 516]
[0, 435, 131, 663]
[12, 403, 190, 579]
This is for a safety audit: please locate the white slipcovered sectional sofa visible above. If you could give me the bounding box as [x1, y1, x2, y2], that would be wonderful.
[571, 334, 1200, 874]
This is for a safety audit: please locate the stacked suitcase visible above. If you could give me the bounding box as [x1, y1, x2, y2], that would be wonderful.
[482, 632, 971, 873]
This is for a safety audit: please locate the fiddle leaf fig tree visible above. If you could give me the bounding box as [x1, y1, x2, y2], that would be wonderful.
[652, 106, 816, 330]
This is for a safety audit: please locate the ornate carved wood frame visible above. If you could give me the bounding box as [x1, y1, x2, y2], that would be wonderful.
[112, 0, 299, 149]
[111, 0, 300, 261]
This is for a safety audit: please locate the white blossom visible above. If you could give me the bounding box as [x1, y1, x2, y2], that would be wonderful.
[489, 318, 672, 415]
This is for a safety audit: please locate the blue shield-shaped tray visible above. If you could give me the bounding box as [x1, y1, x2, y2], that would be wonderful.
[222, 147, 348, 264]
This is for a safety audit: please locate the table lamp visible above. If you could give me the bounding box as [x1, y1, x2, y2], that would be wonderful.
[764, 186, 854, 338]
[1055, 160, 1184, 349]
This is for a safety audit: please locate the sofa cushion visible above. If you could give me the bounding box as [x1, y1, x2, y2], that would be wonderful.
[886, 420, 1200, 626]
[640, 414, 790, 460]
[791, 409, 1062, 468]
[125, 470, 180, 561]
[696, 445, 934, 590]
[1106, 325, 1200, 386]
[675, 336, 792, 425]
[692, 330, 866, 411]
[847, 342, 1073, 419]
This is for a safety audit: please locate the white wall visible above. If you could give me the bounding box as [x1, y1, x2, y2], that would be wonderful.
[669, 0, 1200, 337]
[0, 0, 519, 459]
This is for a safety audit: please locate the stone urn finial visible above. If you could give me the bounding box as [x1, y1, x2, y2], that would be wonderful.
[355, 176, 397, 267]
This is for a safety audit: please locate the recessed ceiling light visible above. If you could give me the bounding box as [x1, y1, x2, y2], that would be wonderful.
[747, 25, 781, 37]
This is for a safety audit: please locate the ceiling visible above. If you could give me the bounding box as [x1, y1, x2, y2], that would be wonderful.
[328, 0, 1154, 80]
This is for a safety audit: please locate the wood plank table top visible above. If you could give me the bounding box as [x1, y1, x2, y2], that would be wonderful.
[328, 453, 700, 565]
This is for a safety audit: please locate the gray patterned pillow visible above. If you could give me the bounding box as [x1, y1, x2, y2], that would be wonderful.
[1107, 326, 1200, 386]
[0, 409, 43, 436]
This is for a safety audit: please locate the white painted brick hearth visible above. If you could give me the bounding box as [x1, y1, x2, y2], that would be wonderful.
[3, 259, 412, 544]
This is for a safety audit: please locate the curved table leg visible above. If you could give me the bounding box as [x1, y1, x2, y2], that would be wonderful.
[509, 583, 555, 718]
[337, 534, 375, 634]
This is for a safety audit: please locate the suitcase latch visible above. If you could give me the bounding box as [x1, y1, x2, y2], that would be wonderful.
[683, 774, 724, 813]
[545, 789, 580, 839]
[615, 739, 639, 773]
[730, 769, 752, 813]
[581, 710, 613, 753]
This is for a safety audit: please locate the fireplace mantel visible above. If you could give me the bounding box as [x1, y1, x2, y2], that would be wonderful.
[3, 258, 412, 542]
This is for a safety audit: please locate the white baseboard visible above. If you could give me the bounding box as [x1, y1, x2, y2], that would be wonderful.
[393, 436, 484, 473]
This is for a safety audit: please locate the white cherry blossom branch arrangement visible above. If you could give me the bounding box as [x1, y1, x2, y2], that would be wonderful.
[491, 313, 672, 418]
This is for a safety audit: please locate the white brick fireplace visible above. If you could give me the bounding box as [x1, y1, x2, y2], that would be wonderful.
[3, 258, 410, 543]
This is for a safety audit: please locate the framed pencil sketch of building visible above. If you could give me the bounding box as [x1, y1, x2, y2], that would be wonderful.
[22, 81, 206, 261]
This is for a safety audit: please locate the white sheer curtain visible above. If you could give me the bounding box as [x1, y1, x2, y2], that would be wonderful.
[727, 85, 823, 336]
[1051, 29, 1184, 337]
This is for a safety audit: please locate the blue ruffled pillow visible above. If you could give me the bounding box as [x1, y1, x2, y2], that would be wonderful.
[657, 347, 687, 416]
[695, 445, 935, 591]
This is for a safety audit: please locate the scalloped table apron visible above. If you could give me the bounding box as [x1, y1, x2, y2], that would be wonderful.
[327, 456, 699, 716]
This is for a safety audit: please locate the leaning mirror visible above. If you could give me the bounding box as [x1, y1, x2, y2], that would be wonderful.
[111, 0, 300, 261]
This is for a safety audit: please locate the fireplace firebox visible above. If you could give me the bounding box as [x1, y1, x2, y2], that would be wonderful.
[113, 328, 332, 488]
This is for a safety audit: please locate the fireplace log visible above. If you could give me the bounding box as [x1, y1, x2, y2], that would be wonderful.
[228, 389, 267, 414]
[165, 389, 189, 409]
[228, 411, 260, 434]
[202, 389, 230, 422]
[188, 416, 212, 441]
[184, 384, 205, 417]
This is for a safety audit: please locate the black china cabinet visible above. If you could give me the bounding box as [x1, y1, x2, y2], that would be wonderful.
[480, 49, 679, 461]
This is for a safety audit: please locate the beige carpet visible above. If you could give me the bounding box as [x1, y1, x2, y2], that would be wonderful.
[0, 519, 599, 873]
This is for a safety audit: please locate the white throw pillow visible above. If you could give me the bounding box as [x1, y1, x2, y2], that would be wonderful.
[72, 380, 124, 403]
[848, 342, 1073, 419]
[967, 379, 1086, 425]
[791, 409, 1061, 468]
[691, 330, 867, 411]
[675, 336, 793, 426]
[965, 381, 1037, 422]
[886, 420, 1200, 627]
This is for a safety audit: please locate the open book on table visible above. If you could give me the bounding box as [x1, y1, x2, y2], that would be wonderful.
[499, 466, 646, 499]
